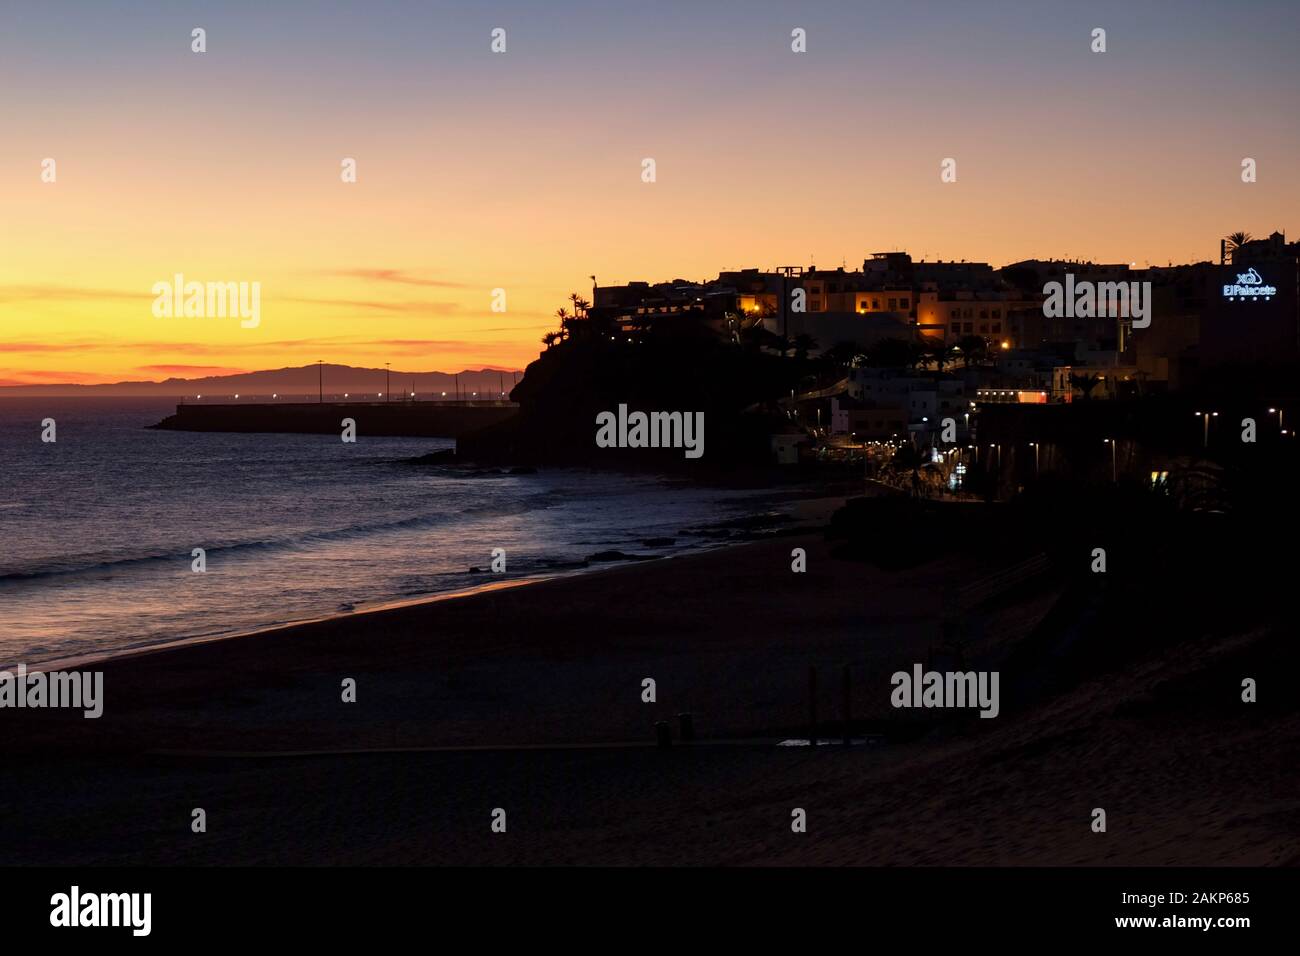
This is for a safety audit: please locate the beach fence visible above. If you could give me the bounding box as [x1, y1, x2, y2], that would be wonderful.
[794, 662, 888, 748]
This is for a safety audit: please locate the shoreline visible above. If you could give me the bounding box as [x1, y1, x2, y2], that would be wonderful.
[18, 488, 857, 675]
[2, 515, 1292, 866]
[27, 571, 570, 675]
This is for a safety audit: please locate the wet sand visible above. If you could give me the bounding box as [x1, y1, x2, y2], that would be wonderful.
[1, 531, 1294, 866]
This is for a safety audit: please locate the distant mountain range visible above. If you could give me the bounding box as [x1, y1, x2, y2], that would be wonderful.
[0, 364, 523, 398]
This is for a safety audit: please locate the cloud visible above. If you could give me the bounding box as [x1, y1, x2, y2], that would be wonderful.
[282, 296, 464, 315]
[0, 341, 102, 353]
[318, 268, 469, 289]
[0, 284, 147, 303]
[2, 336, 522, 356]
[133, 364, 249, 376]
[0, 369, 120, 386]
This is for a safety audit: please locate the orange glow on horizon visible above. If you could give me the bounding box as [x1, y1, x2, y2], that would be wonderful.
[4, 5, 1299, 384]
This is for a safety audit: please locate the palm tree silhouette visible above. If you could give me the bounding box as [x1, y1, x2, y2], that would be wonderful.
[928, 344, 957, 372]
[956, 335, 989, 367]
[1225, 231, 1253, 255]
[1069, 371, 1102, 401]
[792, 333, 819, 362]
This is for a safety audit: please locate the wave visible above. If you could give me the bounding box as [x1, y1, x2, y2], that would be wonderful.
[0, 490, 566, 584]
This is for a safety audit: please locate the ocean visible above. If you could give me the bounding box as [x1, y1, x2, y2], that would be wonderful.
[0, 398, 781, 667]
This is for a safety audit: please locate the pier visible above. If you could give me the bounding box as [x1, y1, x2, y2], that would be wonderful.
[150, 399, 518, 438]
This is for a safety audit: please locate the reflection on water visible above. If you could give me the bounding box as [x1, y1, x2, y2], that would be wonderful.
[0, 398, 775, 665]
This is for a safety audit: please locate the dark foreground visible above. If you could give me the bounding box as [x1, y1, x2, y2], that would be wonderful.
[1, 530, 1295, 866]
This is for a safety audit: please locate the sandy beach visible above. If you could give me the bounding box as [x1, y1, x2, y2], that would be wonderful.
[3, 514, 1295, 867]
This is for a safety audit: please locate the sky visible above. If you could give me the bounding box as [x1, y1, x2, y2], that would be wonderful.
[2, 0, 1299, 385]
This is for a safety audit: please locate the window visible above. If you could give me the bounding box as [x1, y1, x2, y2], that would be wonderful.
[979, 310, 988, 320]
[888, 298, 897, 310]
[873, 299, 880, 309]
[951, 322, 961, 332]
[963, 322, 973, 333]
[900, 298, 910, 309]
[992, 323, 1002, 333]
[979, 324, 989, 333]
[992, 309, 1002, 319]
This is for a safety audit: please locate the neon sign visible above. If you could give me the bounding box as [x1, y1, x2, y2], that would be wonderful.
[1223, 267, 1276, 301]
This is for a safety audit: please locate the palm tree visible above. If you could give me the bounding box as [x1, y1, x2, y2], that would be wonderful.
[865, 337, 915, 369]
[541, 331, 561, 349]
[792, 333, 819, 362]
[569, 293, 584, 319]
[1069, 372, 1102, 401]
[956, 335, 988, 367]
[818, 341, 864, 373]
[889, 443, 927, 496]
[554, 307, 570, 338]
[1225, 231, 1253, 254]
[928, 344, 957, 372]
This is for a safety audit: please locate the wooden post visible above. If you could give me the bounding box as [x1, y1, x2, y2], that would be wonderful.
[678, 712, 695, 742]
[842, 663, 851, 747]
[808, 665, 818, 748]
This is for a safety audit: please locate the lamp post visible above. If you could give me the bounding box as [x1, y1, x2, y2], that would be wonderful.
[1269, 407, 1285, 432]
[1103, 438, 1116, 483]
[1029, 441, 1039, 476]
[1194, 411, 1218, 448]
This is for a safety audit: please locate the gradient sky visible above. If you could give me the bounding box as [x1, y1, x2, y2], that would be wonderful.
[2, 0, 1299, 384]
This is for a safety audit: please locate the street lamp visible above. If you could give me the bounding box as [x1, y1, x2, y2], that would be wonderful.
[1269, 407, 1285, 432]
[1194, 411, 1218, 448]
[1103, 438, 1116, 483]
[1029, 441, 1039, 476]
